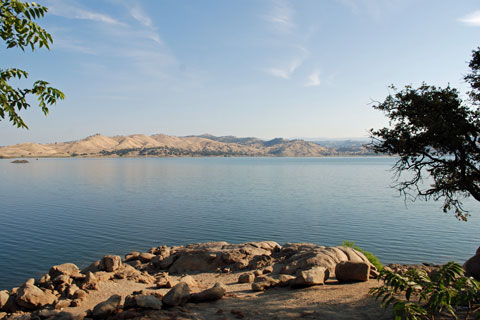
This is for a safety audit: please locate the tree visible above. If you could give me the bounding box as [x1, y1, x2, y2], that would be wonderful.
[1, 0, 64, 129]
[369, 48, 480, 221]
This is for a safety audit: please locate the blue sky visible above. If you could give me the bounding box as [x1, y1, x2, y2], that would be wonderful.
[2, 0, 480, 145]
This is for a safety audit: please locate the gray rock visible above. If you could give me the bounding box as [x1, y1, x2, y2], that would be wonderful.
[91, 294, 121, 319]
[101, 255, 122, 272]
[162, 282, 190, 307]
[190, 283, 226, 303]
[291, 267, 329, 288]
[335, 261, 370, 282]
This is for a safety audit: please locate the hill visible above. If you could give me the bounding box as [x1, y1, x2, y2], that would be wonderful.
[0, 134, 375, 158]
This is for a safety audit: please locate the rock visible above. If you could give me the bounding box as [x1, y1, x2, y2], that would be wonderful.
[101, 255, 122, 272]
[132, 295, 163, 310]
[158, 255, 176, 270]
[169, 252, 221, 273]
[253, 270, 262, 276]
[251, 276, 279, 291]
[1, 294, 19, 313]
[154, 272, 171, 288]
[166, 279, 178, 288]
[335, 261, 370, 282]
[238, 273, 255, 283]
[93, 271, 113, 282]
[277, 274, 296, 287]
[37, 274, 51, 287]
[66, 284, 79, 299]
[463, 248, 480, 281]
[179, 275, 197, 289]
[81, 272, 98, 291]
[24, 279, 35, 286]
[190, 283, 226, 303]
[162, 282, 190, 307]
[82, 260, 102, 274]
[138, 253, 155, 263]
[291, 267, 329, 288]
[0, 290, 10, 310]
[49, 263, 81, 279]
[55, 299, 72, 310]
[91, 294, 121, 319]
[52, 275, 72, 287]
[125, 252, 141, 261]
[70, 298, 83, 307]
[15, 284, 57, 310]
[73, 290, 87, 301]
[263, 266, 273, 274]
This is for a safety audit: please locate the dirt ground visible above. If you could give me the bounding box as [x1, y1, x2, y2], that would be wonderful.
[59, 271, 393, 320]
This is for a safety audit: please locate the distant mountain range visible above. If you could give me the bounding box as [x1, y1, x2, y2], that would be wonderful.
[0, 134, 376, 158]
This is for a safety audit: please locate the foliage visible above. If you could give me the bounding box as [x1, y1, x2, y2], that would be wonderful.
[1, 0, 64, 128]
[368, 48, 480, 221]
[370, 262, 480, 319]
[341, 240, 383, 271]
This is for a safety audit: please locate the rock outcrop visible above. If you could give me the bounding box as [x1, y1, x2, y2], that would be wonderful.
[463, 246, 480, 281]
[0, 241, 381, 319]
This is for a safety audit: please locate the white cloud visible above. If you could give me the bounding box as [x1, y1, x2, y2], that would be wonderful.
[459, 11, 480, 26]
[266, 55, 305, 79]
[305, 70, 321, 87]
[47, 0, 124, 25]
[263, 0, 295, 34]
[130, 6, 153, 28]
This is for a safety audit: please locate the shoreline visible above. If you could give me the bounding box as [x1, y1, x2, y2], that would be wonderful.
[0, 240, 446, 320]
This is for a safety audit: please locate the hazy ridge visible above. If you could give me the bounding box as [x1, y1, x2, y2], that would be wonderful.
[0, 133, 374, 158]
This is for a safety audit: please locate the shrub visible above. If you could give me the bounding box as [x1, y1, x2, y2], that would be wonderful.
[370, 262, 480, 319]
[341, 240, 384, 271]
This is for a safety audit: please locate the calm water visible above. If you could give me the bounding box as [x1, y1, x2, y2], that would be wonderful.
[0, 157, 479, 289]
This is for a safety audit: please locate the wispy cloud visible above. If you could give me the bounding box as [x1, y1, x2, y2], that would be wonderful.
[305, 70, 321, 87]
[266, 50, 308, 79]
[263, 0, 295, 34]
[47, 0, 124, 25]
[459, 11, 480, 26]
[336, 0, 405, 20]
[130, 6, 153, 28]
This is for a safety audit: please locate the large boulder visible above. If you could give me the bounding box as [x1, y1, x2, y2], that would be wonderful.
[101, 255, 122, 272]
[162, 282, 190, 307]
[251, 275, 280, 291]
[91, 294, 121, 319]
[190, 283, 226, 303]
[335, 261, 371, 282]
[463, 247, 480, 281]
[168, 252, 222, 273]
[291, 267, 329, 288]
[15, 284, 57, 310]
[125, 294, 162, 310]
[49, 263, 81, 279]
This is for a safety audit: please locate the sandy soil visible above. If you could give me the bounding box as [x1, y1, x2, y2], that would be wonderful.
[59, 272, 393, 320]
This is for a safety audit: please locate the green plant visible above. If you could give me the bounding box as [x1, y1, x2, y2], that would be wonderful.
[370, 262, 480, 319]
[1, 0, 64, 128]
[341, 240, 384, 271]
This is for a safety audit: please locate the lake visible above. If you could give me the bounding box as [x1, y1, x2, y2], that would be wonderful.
[0, 157, 479, 289]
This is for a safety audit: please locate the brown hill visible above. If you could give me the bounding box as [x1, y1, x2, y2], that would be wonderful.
[0, 133, 368, 158]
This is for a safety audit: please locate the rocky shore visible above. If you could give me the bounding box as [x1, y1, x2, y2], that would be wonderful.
[0, 241, 442, 320]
